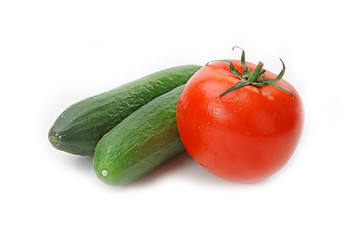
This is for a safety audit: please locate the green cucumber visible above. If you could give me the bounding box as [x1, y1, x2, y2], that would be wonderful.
[94, 85, 185, 185]
[49, 65, 201, 156]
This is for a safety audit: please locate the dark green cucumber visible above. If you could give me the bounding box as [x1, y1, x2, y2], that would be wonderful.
[49, 65, 201, 156]
[94, 85, 186, 185]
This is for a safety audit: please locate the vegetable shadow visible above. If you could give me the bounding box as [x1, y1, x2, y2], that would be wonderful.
[130, 152, 195, 187]
[130, 152, 233, 187]
[65, 155, 94, 171]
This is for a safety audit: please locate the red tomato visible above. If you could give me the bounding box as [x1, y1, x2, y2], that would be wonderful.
[176, 56, 303, 182]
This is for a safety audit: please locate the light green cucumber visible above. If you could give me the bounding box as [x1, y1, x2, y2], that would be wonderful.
[93, 85, 186, 185]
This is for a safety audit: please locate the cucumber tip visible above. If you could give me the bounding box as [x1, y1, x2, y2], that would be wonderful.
[49, 135, 60, 147]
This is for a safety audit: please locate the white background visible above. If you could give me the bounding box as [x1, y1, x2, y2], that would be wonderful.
[1, 0, 359, 239]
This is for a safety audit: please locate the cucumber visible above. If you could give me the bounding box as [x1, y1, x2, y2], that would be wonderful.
[94, 85, 186, 185]
[48, 65, 201, 156]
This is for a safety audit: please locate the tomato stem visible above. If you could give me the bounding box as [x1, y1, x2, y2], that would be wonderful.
[210, 48, 293, 98]
[247, 61, 264, 83]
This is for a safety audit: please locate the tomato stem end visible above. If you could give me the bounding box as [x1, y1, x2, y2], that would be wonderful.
[211, 48, 293, 98]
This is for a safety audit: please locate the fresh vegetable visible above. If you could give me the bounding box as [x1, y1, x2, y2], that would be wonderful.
[94, 85, 186, 185]
[48, 65, 201, 156]
[176, 48, 303, 182]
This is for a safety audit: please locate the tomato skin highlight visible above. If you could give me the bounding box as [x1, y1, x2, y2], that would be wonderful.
[176, 60, 304, 182]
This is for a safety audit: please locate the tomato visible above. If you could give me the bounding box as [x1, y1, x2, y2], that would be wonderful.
[176, 51, 304, 182]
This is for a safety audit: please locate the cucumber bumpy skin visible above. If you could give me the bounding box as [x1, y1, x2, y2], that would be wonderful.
[94, 85, 186, 185]
[48, 65, 201, 156]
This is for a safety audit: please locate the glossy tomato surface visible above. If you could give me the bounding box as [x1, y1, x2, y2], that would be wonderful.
[176, 60, 304, 182]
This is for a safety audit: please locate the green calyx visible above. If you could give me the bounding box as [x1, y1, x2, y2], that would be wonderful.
[207, 47, 293, 98]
